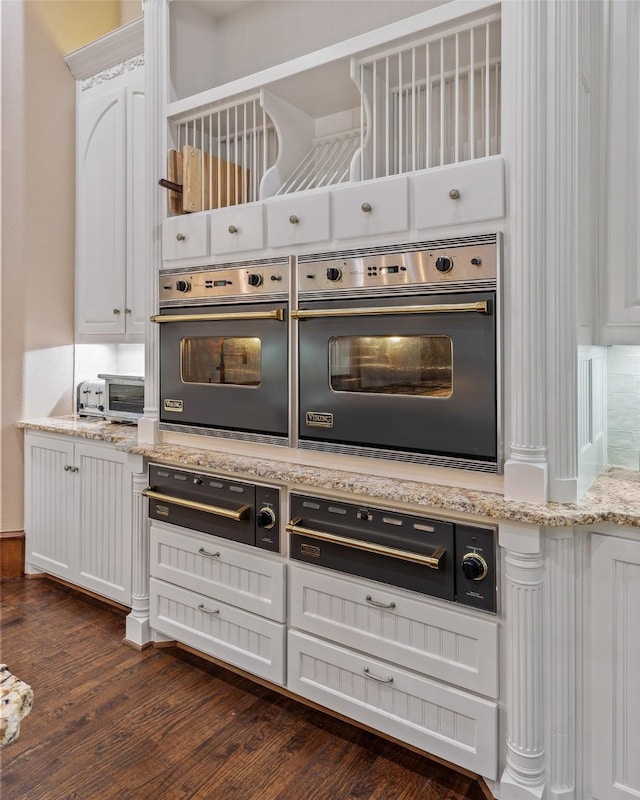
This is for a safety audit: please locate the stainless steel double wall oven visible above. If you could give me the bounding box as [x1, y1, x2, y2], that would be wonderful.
[156, 234, 501, 472]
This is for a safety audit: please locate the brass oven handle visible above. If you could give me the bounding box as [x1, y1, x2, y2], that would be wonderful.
[142, 488, 251, 521]
[151, 309, 286, 323]
[286, 519, 445, 570]
[290, 301, 489, 320]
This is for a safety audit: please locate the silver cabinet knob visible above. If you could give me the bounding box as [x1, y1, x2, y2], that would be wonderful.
[64, 464, 71, 471]
[176, 232, 186, 241]
[71, 466, 79, 473]
[124, 308, 131, 314]
[361, 202, 372, 213]
[113, 308, 120, 315]
[449, 188, 461, 200]
[289, 215, 299, 224]
[228, 225, 238, 234]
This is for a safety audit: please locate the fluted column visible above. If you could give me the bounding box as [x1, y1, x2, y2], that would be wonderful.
[500, 522, 546, 800]
[138, 0, 167, 445]
[502, 0, 549, 504]
[545, 529, 577, 800]
[125, 471, 151, 647]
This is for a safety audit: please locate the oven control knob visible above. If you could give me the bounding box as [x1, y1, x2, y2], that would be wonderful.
[326, 267, 342, 282]
[461, 553, 489, 581]
[247, 273, 263, 287]
[435, 256, 453, 273]
[175, 279, 191, 293]
[256, 507, 277, 530]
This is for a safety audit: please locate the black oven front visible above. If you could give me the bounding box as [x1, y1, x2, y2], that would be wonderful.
[293, 236, 500, 472]
[155, 261, 289, 446]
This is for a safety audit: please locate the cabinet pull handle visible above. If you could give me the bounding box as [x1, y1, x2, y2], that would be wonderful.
[176, 233, 186, 241]
[363, 667, 393, 684]
[124, 308, 131, 314]
[65, 465, 78, 473]
[361, 202, 372, 213]
[289, 215, 299, 224]
[291, 300, 489, 321]
[198, 548, 221, 558]
[449, 188, 461, 200]
[63, 464, 71, 471]
[197, 604, 220, 615]
[365, 594, 396, 610]
[113, 308, 121, 315]
[228, 225, 238, 234]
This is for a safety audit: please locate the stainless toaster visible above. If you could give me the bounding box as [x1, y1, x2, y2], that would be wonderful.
[76, 379, 106, 418]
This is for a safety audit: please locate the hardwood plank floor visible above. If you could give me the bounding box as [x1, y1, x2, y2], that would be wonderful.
[1, 578, 488, 800]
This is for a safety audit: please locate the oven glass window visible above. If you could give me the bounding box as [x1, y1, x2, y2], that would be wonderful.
[329, 335, 453, 397]
[181, 337, 261, 386]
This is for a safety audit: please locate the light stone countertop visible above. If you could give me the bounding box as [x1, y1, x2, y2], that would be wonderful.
[17, 416, 640, 529]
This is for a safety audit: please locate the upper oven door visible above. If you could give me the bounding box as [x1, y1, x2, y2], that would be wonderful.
[157, 302, 288, 436]
[295, 291, 497, 462]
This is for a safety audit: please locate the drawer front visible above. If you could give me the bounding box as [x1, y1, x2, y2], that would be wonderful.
[288, 631, 497, 779]
[412, 156, 505, 230]
[332, 176, 409, 240]
[210, 204, 265, 255]
[150, 524, 286, 622]
[150, 578, 286, 684]
[289, 564, 498, 698]
[162, 214, 210, 261]
[266, 192, 331, 248]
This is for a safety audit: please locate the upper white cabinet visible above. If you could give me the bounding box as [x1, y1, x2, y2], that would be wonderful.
[66, 20, 145, 342]
[600, 0, 640, 344]
[160, 1, 504, 265]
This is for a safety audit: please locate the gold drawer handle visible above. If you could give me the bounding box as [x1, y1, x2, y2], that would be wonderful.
[143, 488, 250, 521]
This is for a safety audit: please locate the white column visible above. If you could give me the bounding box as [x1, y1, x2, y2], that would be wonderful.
[125, 470, 151, 647]
[500, 522, 546, 800]
[544, 529, 577, 800]
[502, 0, 549, 504]
[138, 0, 168, 445]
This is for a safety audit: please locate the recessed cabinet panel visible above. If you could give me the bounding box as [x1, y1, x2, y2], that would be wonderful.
[265, 192, 331, 248]
[126, 82, 147, 337]
[412, 156, 505, 230]
[162, 214, 210, 261]
[288, 630, 498, 779]
[333, 176, 409, 240]
[210, 204, 265, 256]
[77, 88, 127, 335]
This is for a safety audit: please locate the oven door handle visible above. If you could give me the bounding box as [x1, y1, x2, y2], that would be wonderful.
[150, 309, 286, 323]
[290, 300, 489, 320]
[142, 489, 251, 521]
[286, 518, 445, 570]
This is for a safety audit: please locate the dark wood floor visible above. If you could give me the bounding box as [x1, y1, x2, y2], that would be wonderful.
[1, 578, 488, 800]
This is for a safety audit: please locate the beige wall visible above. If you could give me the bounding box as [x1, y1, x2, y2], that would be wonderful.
[0, 0, 128, 532]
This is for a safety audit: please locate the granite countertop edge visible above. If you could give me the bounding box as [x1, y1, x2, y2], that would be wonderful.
[17, 417, 640, 529]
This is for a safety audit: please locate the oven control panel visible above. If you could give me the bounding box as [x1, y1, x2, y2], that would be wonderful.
[159, 263, 287, 304]
[298, 239, 497, 293]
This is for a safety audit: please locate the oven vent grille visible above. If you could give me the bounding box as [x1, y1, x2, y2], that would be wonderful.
[298, 440, 499, 474]
[159, 422, 288, 448]
[298, 233, 497, 263]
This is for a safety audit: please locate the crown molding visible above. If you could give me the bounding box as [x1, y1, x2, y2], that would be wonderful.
[64, 17, 144, 81]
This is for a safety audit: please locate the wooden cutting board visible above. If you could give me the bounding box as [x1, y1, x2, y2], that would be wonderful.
[177, 146, 251, 212]
[167, 149, 183, 215]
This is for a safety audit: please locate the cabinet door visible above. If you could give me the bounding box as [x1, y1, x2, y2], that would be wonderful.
[75, 442, 132, 605]
[76, 87, 127, 335]
[24, 434, 76, 580]
[591, 534, 640, 799]
[125, 80, 146, 338]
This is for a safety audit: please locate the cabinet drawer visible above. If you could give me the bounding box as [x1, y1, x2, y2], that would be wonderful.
[210, 204, 265, 255]
[266, 192, 331, 248]
[288, 631, 497, 779]
[162, 214, 209, 261]
[289, 565, 498, 697]
[332, 175, 409, 240]
[412, 156, 505, 230]
[150, 524, 286, 622]
[150, 578, 286, 684]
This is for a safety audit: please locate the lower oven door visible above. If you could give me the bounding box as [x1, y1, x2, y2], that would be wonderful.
[295, 291, 497, 467]
[157, 302, 288, 437]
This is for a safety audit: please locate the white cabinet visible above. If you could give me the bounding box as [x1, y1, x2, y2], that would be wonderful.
[149, 522, 287, 684]
[71, 32, 145, 342]
[590, 533, 640, 800]
[600, 1, 640, 344]
[162, 214, 210, 262]
[24, 432, 142, 606]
